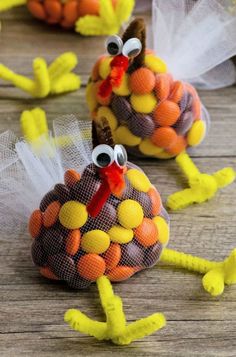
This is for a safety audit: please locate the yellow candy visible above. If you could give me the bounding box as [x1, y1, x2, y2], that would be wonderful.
[130, 93, 157, 114]
[108, 226, 134, 244]
[118, 199, 144, 229]
[126, 169, 151, 193]
[81, 230, 110, 254]
[144, 55, 167, 73]
[153, 216, 169, 244]
[139, 139, 164, 156]
[187, 120, 206, 146]
[113, 73, 131, 96]
[59, 201, 88, 229]
[115, 126, 141, 146]
[99, 57, 112, 79]
[96, 106, 118, 131]
[86, 82, 97, 112]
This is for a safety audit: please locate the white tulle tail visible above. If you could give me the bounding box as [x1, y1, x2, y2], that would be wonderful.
[152, 0, 236, 89]
[0, 117, 92, 232]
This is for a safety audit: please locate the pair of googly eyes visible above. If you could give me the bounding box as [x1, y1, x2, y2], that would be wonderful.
[92, 144, 127, 169]
[106, 35, 142, 58]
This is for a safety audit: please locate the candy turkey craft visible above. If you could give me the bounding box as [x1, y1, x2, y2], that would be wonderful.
[87, 14, 236, 210]
[0, 0, 134, 35]
[1, 117, 236, 345]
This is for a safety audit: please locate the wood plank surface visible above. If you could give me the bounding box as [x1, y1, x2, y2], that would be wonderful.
[0, 6, 236, 357]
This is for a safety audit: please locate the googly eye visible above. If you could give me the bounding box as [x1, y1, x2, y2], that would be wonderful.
[122, 38, 142, 58]
[114, 145, 127, 167]
[106, 35, 123, 56]
[92, 144, 114, 168]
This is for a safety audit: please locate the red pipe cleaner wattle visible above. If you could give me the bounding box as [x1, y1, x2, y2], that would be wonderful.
[98, 55, 129, 98]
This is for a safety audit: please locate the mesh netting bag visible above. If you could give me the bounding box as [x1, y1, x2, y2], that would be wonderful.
[86, 2, 236, 209]
[0, 117, 169, 289]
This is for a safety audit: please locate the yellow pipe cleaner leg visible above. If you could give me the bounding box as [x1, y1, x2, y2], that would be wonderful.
[0, 0, 26, 11]
[64, 275, 166, 345]
[167, 151, 235, 210]
[161, 248, 236, 296]
[0, 53, 81, 98]
[21, 108, 48, 143]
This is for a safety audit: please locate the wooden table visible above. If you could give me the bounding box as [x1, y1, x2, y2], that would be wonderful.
[0, 7, 236, 357]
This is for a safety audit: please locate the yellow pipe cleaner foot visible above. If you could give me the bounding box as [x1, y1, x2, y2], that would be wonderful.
[20, 107, 48, 143]
[0, 0, 26, 11]
[65, 275, 166, 345]
[161, 248, 236, 297]
[0, 52, 81, 98]
[75, 0, 135, 36]
[167, 151, 235, 210]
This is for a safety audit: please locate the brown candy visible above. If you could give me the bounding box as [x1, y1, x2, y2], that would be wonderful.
[111, 96, 133, 123]
[68, 274, 91, 290]
[121, 241, 144, 267]
[31, 239, 47, 267]
[132, 190, 152, 218]
[39, 190, 58, 212]
[175, 111, 194, 135]
[81, 202, 117, 233]
[41, 228, 64, 255]
[48, 253, 76, 281]
[143, 242, 162, 267]
[54, 183, 71, 204]
[128, 113, 155, 138]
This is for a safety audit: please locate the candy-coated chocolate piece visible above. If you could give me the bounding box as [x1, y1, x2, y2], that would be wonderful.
[29, 209, 43, 238]
[126, 169, 151, 193]
[107, 265, 135, 282]
[64, 169, 81, 188]
[113, 73, 131, 96]
[144, 243, 162, 267]
[71, 166, 100, 204]
[68, 274, 91, 290]
[43, 201, 61, 228]
[154, 100, 180, 126]
[48, 253, 76, 280]
[108, 225, 134, 244]
[135, 218, 158, 247]
[129, 67, 156, 94]
[54, 184, 71, 204]
[175, 111, 194, 135]
[77, 254, 106, 281]
[66, 230, 81, 256]
[151, 127, 178, 148]
[128, 113, 155, 138]
[81, 202, 117, 232]
[31, 239, 47, 267]
[130, 93, 157, 114]
[39, 190, 58, 212]
[153, 216, 169, 244]
[59, 201, 88, 229]
[104, 243, 121, 271]
[41, 227, 64, 255]
[40, 266, 59, 280]
[118, 199, 144, 229]
[121, 241, 144, 266]
[139, 139, 164, 156]
[99, 57, 112, 79]
[187, 120, 206, 146]
[155, 73, 171, 102]
[144, 54, 167, 73]
[147, 187, 162, 216]
[167, 136, 187, 155]
[132, 190, 152, 218]
[114, 126, 141, 146]
[111, 96, 132, 122]
[169, 81, 184, 103]
[97, 106, 118, 131]
[81, 230, 110, 254]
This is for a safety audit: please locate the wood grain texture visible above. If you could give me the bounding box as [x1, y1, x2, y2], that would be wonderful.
[0, 6, 236, 357]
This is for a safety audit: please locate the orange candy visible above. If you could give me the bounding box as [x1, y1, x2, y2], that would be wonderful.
[45, 0, 63, 24]
[77, 254, 106, 281]
[151, 127, 178, 148]
[104, 243, 121, 271]
[154, 100, 180, 126]
[129, 68, 156, 94]
[64, 169, 80, 187]
[40, 267, 59, 280]
[107, 266, 135, 282]
[148, 187, 162, 216]
[134, 218, 158, 247]
[29, 209, 43, 238]
[66, 230, 81, 256]
[77, 0, 100, 17]
[43, 201, 61, 228]
[169, 81, 184, 103]
[167, 136, 187, 155]
[155, 73, 171, 101]
[62, 1, 79, 28]
[185, 83, 201, 119]
[27, 1, 47, 20]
